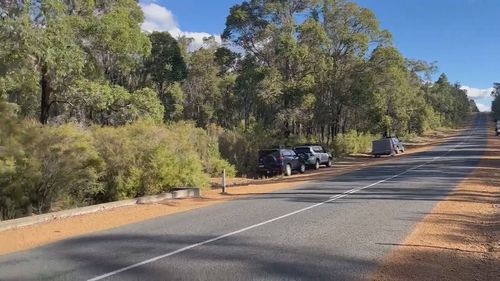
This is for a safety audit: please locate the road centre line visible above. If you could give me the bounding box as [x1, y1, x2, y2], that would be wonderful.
[87, 126, 476, 281]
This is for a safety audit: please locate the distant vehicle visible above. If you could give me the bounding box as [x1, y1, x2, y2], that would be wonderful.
[257, 148, 306, 177]
[372, 137, 405, 157]
[294, 145, 333, 170]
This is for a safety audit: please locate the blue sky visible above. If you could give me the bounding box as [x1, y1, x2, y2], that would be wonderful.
[140, 0, 499, 111]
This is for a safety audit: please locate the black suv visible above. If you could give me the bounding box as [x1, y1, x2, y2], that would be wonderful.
[257, 148, 306, 177]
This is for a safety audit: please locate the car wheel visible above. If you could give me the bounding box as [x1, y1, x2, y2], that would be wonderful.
[299, 163, 306, 173]
[284, 164, 292, 176]
[314, 160, 320, 170]
[326, 159, 332, 167]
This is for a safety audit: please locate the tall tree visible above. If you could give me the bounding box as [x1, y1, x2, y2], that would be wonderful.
[183, 42, 221, 127]
[0, 0, 154, 124]
[142, 32, 187, 121]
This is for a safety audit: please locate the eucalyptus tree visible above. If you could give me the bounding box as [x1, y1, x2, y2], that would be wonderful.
[183, 41, 221, 128]
[316, 0, 391, 140]
[0, 0, 158, 124]
[223, 0, 392, 141]
[223, 0, 319, 135]
[140, 32, 187, 121]
[363, 46, 415, 136]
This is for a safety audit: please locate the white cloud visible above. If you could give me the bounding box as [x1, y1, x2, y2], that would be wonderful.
[139, 2, 221, 50]
[181, 32, 222, 51]
[460, 86, 494, 99]
[476, 102, 491, 112]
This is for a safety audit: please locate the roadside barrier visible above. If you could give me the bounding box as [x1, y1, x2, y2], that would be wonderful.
[0, 188, 200, 232]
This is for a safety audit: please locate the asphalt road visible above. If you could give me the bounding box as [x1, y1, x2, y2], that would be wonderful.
[0, 114, 488, 281]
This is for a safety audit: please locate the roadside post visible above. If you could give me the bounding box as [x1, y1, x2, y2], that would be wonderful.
[222, 169, 226, 194]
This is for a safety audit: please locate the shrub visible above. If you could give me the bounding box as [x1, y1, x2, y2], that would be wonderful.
[168, 122, 235, 177]
[217, 126, 278, 177]
[332, 131, 379, 156]
[141, 146, 207, 195]
[1, 104, 234, 219]
[22, 123, 104, 213]
[126, 122, 211, 194]
[0, 106, 104, 219]
[90, 126, 139, 202]
[204, 124, 237, 177]
[0, 102, 34, 219]
[92, 121, 233, 201]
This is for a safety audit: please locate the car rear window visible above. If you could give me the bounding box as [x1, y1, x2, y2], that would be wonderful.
[295, 147, 311, 154]
[313, 146, 324, 153]
[259, 150, 280, 158]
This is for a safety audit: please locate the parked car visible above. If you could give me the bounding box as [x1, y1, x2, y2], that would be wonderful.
[293, 145, 333, 170]
[257, 148, 306, 177]
[372, 137, 405, 157]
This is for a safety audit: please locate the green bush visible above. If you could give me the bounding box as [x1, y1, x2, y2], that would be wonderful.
[217, 126, 285, 177]
[140, 145, 208, 196]
[90, 126, 138, 202]
[91, 122, 214, 201]
[1, 106, 234, 219]
[166, 122, 235, 178]
[0, 102, 33, 219]
[332, 131, 379, 156]
[398, 131, 421, 144]
[0, 105, 103, 219]
[22, 123, 104, 213]
[218, 129, 257, 177]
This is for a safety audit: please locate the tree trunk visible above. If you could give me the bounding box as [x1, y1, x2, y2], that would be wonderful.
[40, 65, 51, 124]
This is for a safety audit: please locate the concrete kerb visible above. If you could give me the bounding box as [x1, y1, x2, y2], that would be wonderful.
[173, 188, 200, 199]
[0, 188, 200, 232]
[136, 192, 173, 204]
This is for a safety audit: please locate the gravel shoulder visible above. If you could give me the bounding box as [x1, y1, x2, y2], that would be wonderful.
[370, 122, 500, 281]
[0, 127, 465, 256]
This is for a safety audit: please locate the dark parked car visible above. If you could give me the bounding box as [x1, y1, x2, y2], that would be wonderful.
[294, 145, 333, 169]
[257, 148, 306, 177]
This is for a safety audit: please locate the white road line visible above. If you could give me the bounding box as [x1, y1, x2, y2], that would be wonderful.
[87, 127, 477, 281]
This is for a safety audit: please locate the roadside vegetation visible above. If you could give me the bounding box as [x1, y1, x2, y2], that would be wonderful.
[0, 0, 478, 220]
[492, 83, 500, 119]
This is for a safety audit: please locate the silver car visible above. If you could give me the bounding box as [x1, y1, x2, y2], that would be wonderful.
[294, 145, 333, 170]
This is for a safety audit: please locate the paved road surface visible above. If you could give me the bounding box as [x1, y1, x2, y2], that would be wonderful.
[0, 114, 488, 281]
